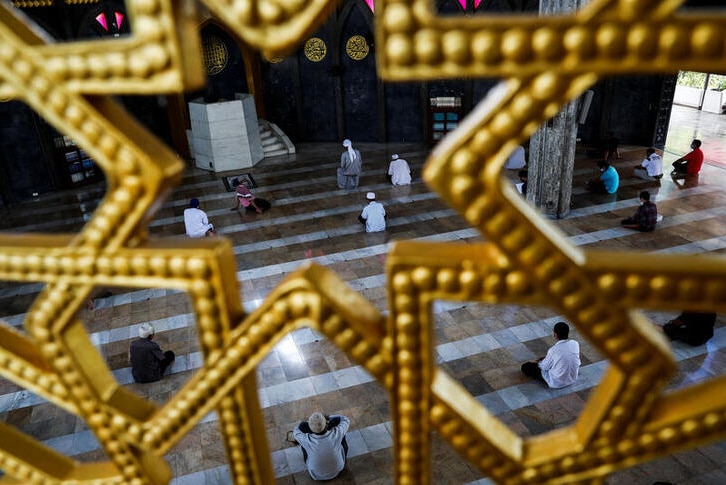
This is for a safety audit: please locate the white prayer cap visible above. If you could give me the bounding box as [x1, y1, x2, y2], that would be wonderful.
[366, 192, 376, 200]
[343, 139, 352, 147]
[391, 154, 399, 160]
[309, 412, 326, 433]
[139, 323, 155, 338]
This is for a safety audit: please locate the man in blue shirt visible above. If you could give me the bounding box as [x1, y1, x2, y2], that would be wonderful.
[586, 160, 619, 194]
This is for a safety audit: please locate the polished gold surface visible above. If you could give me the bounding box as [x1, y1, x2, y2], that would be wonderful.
[378, 0, 726, 483]
[1, 0, 725, 484]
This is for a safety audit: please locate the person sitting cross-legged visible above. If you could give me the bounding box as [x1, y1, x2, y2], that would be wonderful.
[671, 139, 704, 177]
[633, 148, 664, 181]
[585, 160, 619, 194]
[358, 192, 386, 233]
[387, 153, 412, 186]
[621, 190, 658, 232]
[129, 323, 175, 383]
[662, 312, 717, 347]
[521, 322, 581, 389]
[517, 169, 528, 196]
[293, 412, 350, 481]
[184, 198, 216, 238]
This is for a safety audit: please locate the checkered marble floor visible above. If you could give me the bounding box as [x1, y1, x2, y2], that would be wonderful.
[2, 106, 726, 484]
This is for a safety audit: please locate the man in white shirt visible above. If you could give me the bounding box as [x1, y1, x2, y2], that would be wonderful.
[387, 154, 412, 185]
[504, 145, 526, 169]
[183, 198, 216, 238]
[294, 412, 350, 481]
[521, 322, 580, 389]
[633, 148, 663, 181]
[358, 192, 386, 233]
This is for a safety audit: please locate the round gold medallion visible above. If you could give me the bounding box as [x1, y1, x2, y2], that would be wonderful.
[346, 35, 369, 61]
[202, 35, 228, 75]
[304, 37, 327, 62]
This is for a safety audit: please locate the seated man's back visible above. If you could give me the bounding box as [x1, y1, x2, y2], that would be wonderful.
[539, 338, 581, 388]
[294, 413, 350, 480]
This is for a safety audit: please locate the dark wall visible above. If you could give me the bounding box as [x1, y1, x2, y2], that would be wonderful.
[0, 102, 55, 204]
[471, 79, 500, 104]
[198, 24, 249, 102]
[262, 58, 300, 140]
[385, 83, 423, 143]
[8, 0, 679, 189]
[340, 8, 378, 142]
[297, 27, 338, 141]
[428, 80, 467, 100]
[578, 75, 664, 147]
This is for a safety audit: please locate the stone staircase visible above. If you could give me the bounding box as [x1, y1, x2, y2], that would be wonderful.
[259, 119, 295, 158]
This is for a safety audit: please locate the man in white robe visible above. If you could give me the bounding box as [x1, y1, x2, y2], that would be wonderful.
[184, 198, 216, 238]
[387, 154, 411, 185]
[358, 192, 386, 233]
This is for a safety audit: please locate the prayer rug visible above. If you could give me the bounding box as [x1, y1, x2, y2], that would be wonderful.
[222, 173, 257, 192]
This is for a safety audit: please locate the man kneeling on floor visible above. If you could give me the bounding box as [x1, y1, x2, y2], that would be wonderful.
[521, 322, 581, 389]
[294, 411, 350, 481]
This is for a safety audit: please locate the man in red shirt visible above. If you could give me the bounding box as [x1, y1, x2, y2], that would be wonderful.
[671, 139, 704, 177]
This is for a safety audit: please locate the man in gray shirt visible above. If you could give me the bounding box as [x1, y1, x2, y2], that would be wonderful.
[294, 411, 350, 480]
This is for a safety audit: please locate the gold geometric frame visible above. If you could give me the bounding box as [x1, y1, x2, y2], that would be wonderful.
[0, 0, 725, 483]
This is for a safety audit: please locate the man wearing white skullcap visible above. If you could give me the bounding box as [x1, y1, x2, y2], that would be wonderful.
[337, 139, 362, 189]
[387, 153, 412, 185]
[129, 323, 175, 383]
[358, 192, 386, 232]
[293, 411, 350, 480]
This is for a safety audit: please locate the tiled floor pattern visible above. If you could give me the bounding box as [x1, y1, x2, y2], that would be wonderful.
[3, 107, 726, 484]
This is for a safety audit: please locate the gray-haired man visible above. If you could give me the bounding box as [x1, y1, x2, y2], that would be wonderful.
[129, 323, 175, 383]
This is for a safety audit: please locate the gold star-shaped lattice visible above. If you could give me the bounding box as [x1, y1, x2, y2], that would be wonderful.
[0, 0, 339, 482]
[376, 0, 726, 483]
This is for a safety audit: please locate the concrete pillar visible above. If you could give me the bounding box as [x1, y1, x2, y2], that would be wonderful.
[527, 0, 586, 218]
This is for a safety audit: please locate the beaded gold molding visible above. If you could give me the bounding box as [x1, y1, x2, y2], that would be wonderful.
[378, 0, 726, 483]
[0, 0, 725, 484]
[11, 0, 54, 8]
[198, 0, 339, 58]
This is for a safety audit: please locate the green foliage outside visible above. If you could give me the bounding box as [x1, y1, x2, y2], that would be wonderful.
[677, 71, 726, 90]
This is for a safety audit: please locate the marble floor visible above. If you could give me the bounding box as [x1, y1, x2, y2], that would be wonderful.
[2, 104, 726, 484]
